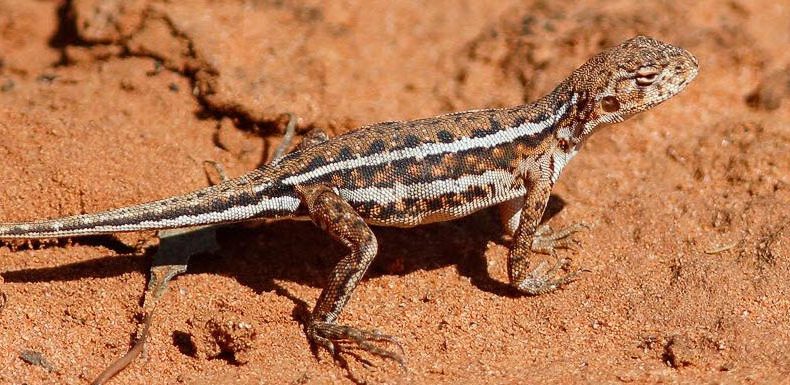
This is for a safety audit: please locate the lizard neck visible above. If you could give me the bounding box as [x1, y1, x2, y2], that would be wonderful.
[535, 80, 601, 149]
[521, 81, 590, 184]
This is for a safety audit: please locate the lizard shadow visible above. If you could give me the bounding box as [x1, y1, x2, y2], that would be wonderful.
[196, 210, 498, 298]
[188, 194, 569, 302]
[0, 248, 146, 284]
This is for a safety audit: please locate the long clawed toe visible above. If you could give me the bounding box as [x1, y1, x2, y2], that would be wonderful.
[308, 322, 406, 369]
[531, 223, 589, 254]
[517, 258, 586, 295]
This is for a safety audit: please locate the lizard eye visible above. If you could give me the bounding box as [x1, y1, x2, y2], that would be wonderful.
[635, 66, 661, 86]
[601, 95, 620, 112]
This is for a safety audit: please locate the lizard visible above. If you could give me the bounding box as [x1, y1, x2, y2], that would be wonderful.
[0, 36, 698, 364]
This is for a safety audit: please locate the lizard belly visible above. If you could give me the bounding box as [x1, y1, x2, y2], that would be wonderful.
[341, 169, 526, 227]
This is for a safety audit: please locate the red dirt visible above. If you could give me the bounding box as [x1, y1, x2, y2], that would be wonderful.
[1, 1, 788, 384]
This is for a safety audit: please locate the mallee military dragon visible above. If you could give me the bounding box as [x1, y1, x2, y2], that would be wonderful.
[0, 36, 698, 363]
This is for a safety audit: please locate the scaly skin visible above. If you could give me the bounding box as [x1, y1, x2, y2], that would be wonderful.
[0, 36, 698, 364]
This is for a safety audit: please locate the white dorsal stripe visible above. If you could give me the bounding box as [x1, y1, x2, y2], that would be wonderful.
[129, 195, 301, 229]
[276, 100, 570, 188]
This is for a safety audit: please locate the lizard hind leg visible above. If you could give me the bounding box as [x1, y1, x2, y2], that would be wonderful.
[295, 127, 331, 152]
[269, 113, 330, 164]
[294, 184, 404, 367]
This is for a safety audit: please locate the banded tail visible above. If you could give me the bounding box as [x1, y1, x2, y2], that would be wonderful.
[0, 171, 300, 239]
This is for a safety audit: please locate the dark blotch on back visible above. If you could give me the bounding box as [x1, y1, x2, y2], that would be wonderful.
[338, 146, 354, 161]
[437, 130, 454, 143]
[403, 134, 420, 147]
[306, 155, 327, 170]
[531, 109, 551, 124]
[368, 139, 386, 154]
[488, 116, 502, 131]
[469, 108, 527, 139]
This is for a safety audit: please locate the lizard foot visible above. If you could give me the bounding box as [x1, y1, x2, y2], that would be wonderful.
[308, 321, 405, 368]
[531, 223, 589, 254]
[515, 257, 584, 295]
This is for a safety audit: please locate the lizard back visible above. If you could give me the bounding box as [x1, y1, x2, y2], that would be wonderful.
[269, 96, 574, 227]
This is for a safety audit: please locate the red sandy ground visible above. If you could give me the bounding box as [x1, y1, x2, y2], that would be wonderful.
[0, 1, 788, 384]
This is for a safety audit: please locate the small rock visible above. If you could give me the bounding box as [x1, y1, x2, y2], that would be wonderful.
[664, 335, 701, 368]
[19, 350, 58, 373]
[187, 312, 258, 364]
[0, 78, 14, 92]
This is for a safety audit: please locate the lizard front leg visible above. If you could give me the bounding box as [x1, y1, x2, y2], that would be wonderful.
[506, 179, 582, 295]
[499, 196, 586, 253]
[294, 184, 403, 365]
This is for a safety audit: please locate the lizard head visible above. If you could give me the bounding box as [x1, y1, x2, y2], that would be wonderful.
[568, 36, 698, 138]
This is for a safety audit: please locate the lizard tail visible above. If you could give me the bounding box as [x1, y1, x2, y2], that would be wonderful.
[0, 173, 300, 239]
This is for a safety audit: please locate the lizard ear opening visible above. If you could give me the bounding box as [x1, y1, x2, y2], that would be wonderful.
[600, 96, 620, 112]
